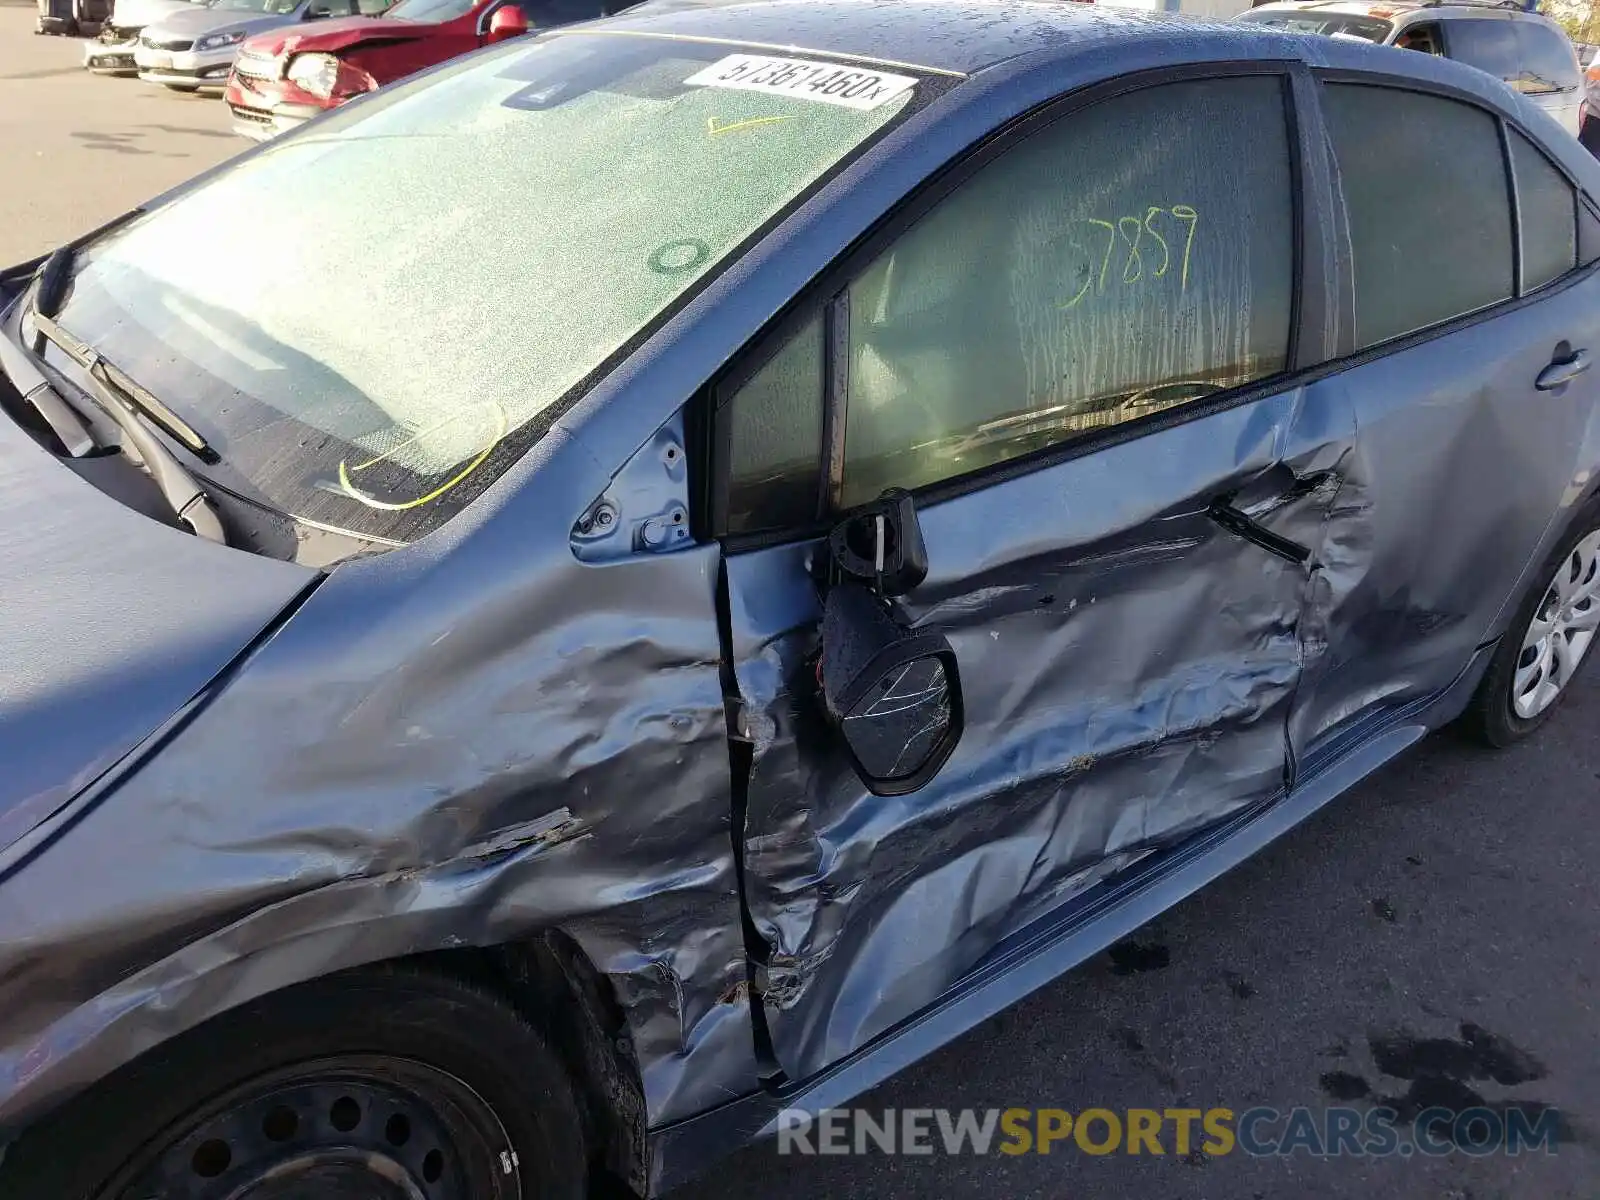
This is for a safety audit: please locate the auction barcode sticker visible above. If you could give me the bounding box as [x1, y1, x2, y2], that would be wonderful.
[684, 54, 917, 111]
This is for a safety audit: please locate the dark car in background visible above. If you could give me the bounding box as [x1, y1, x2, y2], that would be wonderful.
[224, 0, 622, 138]
[3, 3, 1600, 1197]
[34, 0, 111, 37]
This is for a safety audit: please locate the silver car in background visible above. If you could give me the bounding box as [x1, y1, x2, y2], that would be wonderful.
[135, 0, 388, 93]
[1242, 0, 1586, 136]
[84, 0, 208, 74]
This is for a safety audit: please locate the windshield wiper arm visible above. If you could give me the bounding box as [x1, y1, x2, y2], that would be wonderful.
[88, 360, 227, 544]
[0, 331, 96, 456]
[29, 312, 226, 544]
[29, 309, 218, 463]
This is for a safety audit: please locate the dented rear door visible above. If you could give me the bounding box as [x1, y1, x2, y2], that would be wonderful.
[717, 66, 1355, 1082]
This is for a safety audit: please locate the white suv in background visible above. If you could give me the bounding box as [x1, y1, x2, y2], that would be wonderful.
[1242, 0, 1585, 135]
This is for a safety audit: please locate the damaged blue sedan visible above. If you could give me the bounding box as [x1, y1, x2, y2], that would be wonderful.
[4, 1, 1600, 1196]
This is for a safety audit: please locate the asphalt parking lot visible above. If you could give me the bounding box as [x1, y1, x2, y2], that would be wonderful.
[1, 8, 1598, 1198]
[0, 4, 236, 264]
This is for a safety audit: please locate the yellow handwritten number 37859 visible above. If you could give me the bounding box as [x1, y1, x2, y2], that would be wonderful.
[1060, 205, 1198, 311]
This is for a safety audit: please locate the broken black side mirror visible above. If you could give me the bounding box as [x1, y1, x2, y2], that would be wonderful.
[820, 580, 963, 797]
[826, 487, 928, 597]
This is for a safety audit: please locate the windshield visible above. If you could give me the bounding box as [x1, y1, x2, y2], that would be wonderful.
[1240, 10, 1393, 42]
[208, 0, 300, 13]
[50, 33, 931, 542]
[385, 0, 474, 22]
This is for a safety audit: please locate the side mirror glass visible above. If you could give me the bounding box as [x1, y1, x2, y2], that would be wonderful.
[820, 581, 963, 796]
[486, 3, 528, 40]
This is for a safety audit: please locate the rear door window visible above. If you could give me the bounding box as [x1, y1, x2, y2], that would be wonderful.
[1513, 21, 1580, 94]
[1322, 83, 1514, 349]
[1446, 18, 1520, 83]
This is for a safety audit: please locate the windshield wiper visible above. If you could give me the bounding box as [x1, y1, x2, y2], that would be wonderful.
[29, 310, 226, 544]
[0, 329, 97, 457]
[28, 307, 218, 464]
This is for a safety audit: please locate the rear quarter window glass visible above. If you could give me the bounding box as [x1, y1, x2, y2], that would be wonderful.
[1580, 201, 1600, 265]
[1446, 18, 1520, 82]
[1323, 83, 1514, 349]
[1509, 129, 1577, 290]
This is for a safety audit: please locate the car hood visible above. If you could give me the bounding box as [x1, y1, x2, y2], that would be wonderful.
[0, 370, 318, 860]
[110, 0, 206, 31]
[145, 6, 300, 39]
[245, 13, 416, 54]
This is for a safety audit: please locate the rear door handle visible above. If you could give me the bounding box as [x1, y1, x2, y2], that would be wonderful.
[1536, 349, 1591, 391]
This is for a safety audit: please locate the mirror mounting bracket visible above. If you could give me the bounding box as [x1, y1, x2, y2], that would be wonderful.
[824, 487, 928, 597]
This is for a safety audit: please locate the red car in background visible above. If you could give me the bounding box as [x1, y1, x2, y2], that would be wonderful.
[225, 0, 621, 139]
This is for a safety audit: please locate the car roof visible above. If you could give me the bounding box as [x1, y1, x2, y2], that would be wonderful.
[596, 0, 1275, 76]
[563, 0, 1600, 188]
[599, 0, 1569, 78]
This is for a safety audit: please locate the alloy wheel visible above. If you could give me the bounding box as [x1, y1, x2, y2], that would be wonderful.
[1512, 529, 1600, 719]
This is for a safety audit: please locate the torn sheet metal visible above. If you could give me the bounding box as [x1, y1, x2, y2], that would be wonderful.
[0, 442, 755, 1139]
[725, 385, 1357, 1082]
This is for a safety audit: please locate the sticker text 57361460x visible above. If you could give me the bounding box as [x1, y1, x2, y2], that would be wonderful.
[683, 54, 918, 111]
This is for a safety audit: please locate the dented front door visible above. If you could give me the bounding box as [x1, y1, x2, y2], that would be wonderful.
[718, 69, 1351, 1083]
[725, 390, 1351, 1082]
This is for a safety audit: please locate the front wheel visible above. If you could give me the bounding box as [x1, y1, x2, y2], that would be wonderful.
[1465, 506, 1600, 747]
[163, 83, 200, 93]
[0, 968, 588, 1200]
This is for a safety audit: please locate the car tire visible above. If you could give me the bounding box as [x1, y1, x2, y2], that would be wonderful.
[1464, 501, 1600, 747]
[164, 83, 201, 92]
[0, 966, 588, 1200]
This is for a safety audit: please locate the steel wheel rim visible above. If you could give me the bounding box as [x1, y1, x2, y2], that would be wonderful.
[1512, 529, 1600, 719]
[105, 1056, 522, 1200]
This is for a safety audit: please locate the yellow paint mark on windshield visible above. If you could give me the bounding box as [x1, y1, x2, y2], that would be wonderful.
[338, 401, 509, 512]
[707, 115, 792, 136]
